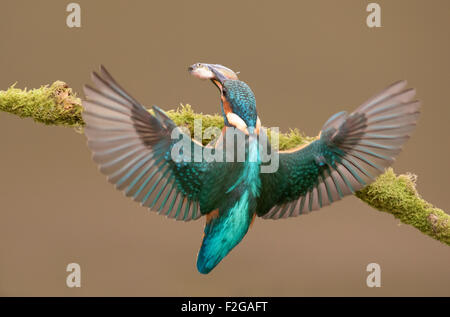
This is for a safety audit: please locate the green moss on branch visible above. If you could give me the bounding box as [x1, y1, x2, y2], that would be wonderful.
[356, 169, 450, 245]
[160, 104, 316, 150]
[1, 81, 449, 245]
[0, 81, 83, 127]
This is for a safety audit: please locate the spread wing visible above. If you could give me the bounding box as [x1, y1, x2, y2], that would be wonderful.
[257, 80, 420, 219]
[82, 66, 224, 221]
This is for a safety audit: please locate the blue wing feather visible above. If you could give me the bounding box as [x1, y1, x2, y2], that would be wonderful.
[259, 80, 420, 219]
[83, 66, 224, 221]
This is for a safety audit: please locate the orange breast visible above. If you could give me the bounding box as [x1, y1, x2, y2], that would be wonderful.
[206, 209, 220, 224]
[221, 95, 233, 115]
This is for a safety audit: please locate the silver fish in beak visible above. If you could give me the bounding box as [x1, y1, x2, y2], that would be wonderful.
[188, 63, 239, 80]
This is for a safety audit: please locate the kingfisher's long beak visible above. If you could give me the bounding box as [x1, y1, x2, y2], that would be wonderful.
[208, 66, 228, 92]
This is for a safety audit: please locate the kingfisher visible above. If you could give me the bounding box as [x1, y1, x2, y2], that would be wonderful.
[82, 64, 420, 274]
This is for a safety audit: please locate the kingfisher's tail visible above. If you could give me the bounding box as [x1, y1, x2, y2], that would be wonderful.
[197, 133, 260, 274]
[197, 193, 254, 274]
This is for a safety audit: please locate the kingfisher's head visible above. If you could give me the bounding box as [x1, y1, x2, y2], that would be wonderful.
[188, 63, 260, 135]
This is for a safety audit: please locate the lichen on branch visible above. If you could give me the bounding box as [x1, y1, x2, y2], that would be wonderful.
[1, 81, 449, 246]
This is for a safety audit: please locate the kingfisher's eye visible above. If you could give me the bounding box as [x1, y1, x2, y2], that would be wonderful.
[222, 89, 227, 96]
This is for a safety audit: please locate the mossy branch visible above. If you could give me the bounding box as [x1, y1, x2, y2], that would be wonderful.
[1, 82, 449, 245]
[356, 170, 449, 245]
[0, 81, 83, 127]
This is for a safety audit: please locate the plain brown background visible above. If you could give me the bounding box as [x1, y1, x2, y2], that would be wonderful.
[0, 0, 449, 296]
